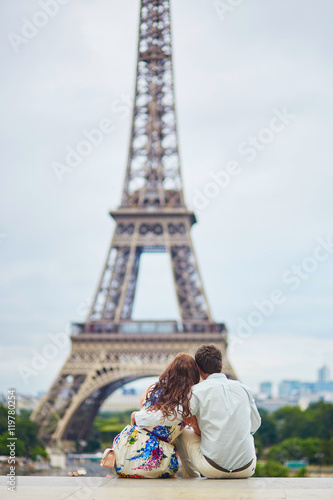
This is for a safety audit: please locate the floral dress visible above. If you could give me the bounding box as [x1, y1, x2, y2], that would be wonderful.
[112, 404, 185, 478]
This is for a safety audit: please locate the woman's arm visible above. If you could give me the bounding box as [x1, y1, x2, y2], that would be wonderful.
[130, 411, 137, 426]
[184, 415, 201, 436]
[140, 384, 155, 409]
[130, 384, 155, 425]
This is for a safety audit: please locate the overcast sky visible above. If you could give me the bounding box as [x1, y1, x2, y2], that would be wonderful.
[1, 0, 333, 398]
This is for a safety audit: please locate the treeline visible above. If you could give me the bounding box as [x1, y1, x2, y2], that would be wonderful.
[254, 402, 333, 465]
[90, 403, 333, 467]
[1, 401, 332, 471]
[0, 405, 47, 460]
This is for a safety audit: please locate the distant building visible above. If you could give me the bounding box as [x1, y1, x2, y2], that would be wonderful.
[17, 394, 40, 412]
[275, 370, 333, 409]
[299, 391, 333, 410]
[318, 365, 330, 384]
[259, 382, 272, 398]
[122, 387, 137, 395]
[299, 382, 316, 396]
[256, 398, 299, 413]
[315, 381, 333, 393]
[278, 380, 302, 398]
[100, 392, 141, 412]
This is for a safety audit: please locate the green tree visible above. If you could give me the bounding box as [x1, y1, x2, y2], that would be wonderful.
[268, 437, 323, 465]
[0, 405, 8, 434]
[15, 418, 41, 456]
[268, 438, 304, 463]
[255, 409, 278, 447]
[273, 403, 333, 442]
[30, 445, 48, 460]
[254, 460, 289, 477]
[0, 405, 47, 459]
[320, 436, 333, 465]
[274, 407, 308, 440]
[0, 432, 26, 456]
[301, 438, 322, 464]
[305, 402, 333, 440]
[295, 467, 308, 477]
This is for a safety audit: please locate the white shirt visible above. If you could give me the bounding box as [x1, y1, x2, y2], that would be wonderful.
[190, 373, 261, 470]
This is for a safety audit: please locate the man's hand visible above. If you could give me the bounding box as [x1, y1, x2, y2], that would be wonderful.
[184, 415, 201, 436]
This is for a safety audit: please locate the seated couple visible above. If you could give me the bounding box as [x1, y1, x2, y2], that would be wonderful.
[102, 345, 261, 479]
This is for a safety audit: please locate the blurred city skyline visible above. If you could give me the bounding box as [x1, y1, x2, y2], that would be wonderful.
[1, 363, 332, 413]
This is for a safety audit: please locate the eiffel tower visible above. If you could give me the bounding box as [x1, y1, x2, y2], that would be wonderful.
[31, 0, 236, 450]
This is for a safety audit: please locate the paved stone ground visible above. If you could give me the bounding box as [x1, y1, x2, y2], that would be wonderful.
[0, 476, 332, 500]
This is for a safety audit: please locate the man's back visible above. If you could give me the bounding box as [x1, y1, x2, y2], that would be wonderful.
[191, 373, 261, 469]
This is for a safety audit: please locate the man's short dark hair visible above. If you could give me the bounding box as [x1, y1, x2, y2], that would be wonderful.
[195, 345, 222, 374]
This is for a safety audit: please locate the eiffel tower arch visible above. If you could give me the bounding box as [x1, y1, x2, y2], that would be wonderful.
[31, 0, 236, 450]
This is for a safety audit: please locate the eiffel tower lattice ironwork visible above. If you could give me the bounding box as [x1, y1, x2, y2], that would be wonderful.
[31, 0, 236, 450]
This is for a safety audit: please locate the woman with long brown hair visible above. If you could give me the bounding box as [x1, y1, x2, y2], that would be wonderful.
[102, 353, 200, 478]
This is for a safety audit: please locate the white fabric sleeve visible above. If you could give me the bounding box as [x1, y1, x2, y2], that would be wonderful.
[241, 384, 261, 434]
[189, 393, 199, 416]
[250, 399, 262, 434]
[135, 408, 164, 428]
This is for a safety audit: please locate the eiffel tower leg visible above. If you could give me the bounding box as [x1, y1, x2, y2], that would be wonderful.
[32, 338, 180, 449]
[168, 237, 236, 380]
[170, 243, 211, 323]
[115, 245, 141, 321]
[101, 247, 130, 321]
[32, 0, 238, 450]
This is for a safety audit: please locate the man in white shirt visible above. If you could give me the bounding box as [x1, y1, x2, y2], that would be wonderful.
[175, 345, 261, 478]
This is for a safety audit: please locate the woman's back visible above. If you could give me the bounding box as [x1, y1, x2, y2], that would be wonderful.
[113, 407, 185, 478]
[110, 354, 199, 478]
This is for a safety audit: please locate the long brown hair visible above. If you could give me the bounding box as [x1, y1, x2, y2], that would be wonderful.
[146, 353, 200, 420]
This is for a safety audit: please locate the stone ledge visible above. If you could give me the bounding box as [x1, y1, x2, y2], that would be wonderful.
[0, 476, 332, 500]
